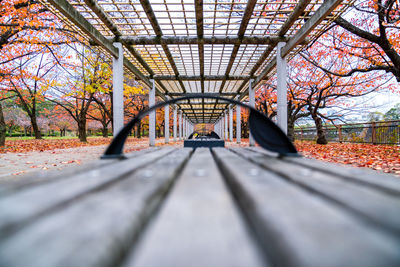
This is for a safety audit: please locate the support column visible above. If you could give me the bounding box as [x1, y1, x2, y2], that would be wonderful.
[164, 97, 169, 144]
[183, 117, 186, 139]
[112, 42, 124, 136]
[179, 110, 182, 140]
[149, 79, 156, 146]
[224, 111, 228, 140]
[173, 107, 177, 141]
[249, 79, 255, 146]
[236, 105, 241, 144]
[277, 42, 288, 134]
[229, 106, 233, 141]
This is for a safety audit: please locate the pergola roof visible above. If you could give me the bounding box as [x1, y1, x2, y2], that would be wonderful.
[41, 0, 353, 123]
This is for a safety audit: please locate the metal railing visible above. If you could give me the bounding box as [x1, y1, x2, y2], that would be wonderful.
[294, 120, 400, 145]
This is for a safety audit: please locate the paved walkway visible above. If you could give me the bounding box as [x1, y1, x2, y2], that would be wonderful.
[0, 140, 182, 182]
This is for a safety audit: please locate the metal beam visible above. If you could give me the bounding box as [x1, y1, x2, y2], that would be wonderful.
[210, 0, 258, 122]
[81, 0, 168, 99]
[180, 108, 225, 111]
[253, 0, 342, 87]
[236, 0, 312, 101]
[139, 0, 196, 119]
[151, 75, 249, 81]
[119, 36, 289, 45]
[167, 93, 238, 97]
[195, 0, 205, 122]
[47, 0, 150, 86]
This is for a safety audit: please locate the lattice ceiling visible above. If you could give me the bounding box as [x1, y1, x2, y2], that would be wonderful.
[41, 0, 353, 123]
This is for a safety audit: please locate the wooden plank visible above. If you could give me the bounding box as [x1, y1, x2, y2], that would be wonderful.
[249, 147, 400, 196]
[240, 148, 400, 233]
[212, 148, 400, 267]
[0, 147, 160, 197]
[0, 148, 192, 267]
[0, 147, 176, 238]
[125, 148, 266, 267]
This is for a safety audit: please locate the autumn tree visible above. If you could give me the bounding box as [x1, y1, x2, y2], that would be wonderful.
[48, 46, 111, 142]
[303, 0, 400, 84]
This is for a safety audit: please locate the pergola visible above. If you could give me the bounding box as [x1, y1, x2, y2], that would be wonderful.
[40, 0, 353, 145]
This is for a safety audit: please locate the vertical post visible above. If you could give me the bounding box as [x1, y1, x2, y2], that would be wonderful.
[183, 117, 186, 139]
[112, 42, 124, 136]
[149, 79, 155, 146]
[229, 106, 233, 141]
[179, 110, 182, 140]
[164, 97, 169, 144]
[277, 42, 288, 134]
[236, 105, 241, 144]
[371, 122, 376, 144]
[224, 111, 228, 140]
[249, 79, 255, 146]
[173, 106, 177, 142]
[338, 125, 342, 143]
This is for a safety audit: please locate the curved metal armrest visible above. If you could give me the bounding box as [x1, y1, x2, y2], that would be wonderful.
[101, 94, 299, 159]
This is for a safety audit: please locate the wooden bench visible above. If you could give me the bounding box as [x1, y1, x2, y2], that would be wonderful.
[0, 146, 399, 267]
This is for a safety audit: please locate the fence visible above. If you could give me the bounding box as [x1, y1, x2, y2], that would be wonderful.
[294, 120, 400, 145]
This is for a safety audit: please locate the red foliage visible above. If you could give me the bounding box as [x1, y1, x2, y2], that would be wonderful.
[295, 141, 400, 175]
[0, 137, 181, 154]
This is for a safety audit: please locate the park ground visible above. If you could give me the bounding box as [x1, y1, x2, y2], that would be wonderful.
[0, 137, 399, 180]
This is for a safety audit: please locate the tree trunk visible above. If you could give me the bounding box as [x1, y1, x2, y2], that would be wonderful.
[77, 119, 87, 142]
[0, 103, 6, 146]
[137, 122, 141, 138]
[102, 123, 108, 138]
[287, 118, 295, 142]
[312, 115, 327, 144]
[30, 116, 42, 139]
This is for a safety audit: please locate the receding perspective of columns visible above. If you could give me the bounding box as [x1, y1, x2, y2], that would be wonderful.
[164, 97, 169, 144]
[236, 105, 241, 144]
[149, 79, 156, 146]
[249, 79, 255, 146]
[173, 106, 177, 142]
[277, 42, 288, 134]
[112, 42, 124, 137]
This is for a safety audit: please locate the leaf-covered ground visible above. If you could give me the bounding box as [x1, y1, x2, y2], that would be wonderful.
[295, 141, 400, 175]
[0, 137, 179, 154]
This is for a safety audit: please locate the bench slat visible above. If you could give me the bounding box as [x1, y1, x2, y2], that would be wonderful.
[235, 148, 400, 233]
[249, 147, 400, 195]
[124, 148, 266, 267]
[0, 147, 160, 197]
[212, 147, 400, 267]
[0, 148, 192, 267]
[0, 147, 176, 238]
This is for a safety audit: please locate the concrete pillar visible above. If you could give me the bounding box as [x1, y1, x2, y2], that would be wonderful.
[173, 106, 177, 142]
[179, 110, 182, 140]
[164, 97, 169, 144]
[224, 111, 228, 140]
[149, 79, 155, 146]
[249, 79, 255, 146]
[236, 105, 241, 144]
[229, 106, 233, 141]
[112, 42, 124, 136]
[277, 42, 288, 134]
[183, 117, 186, 139]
